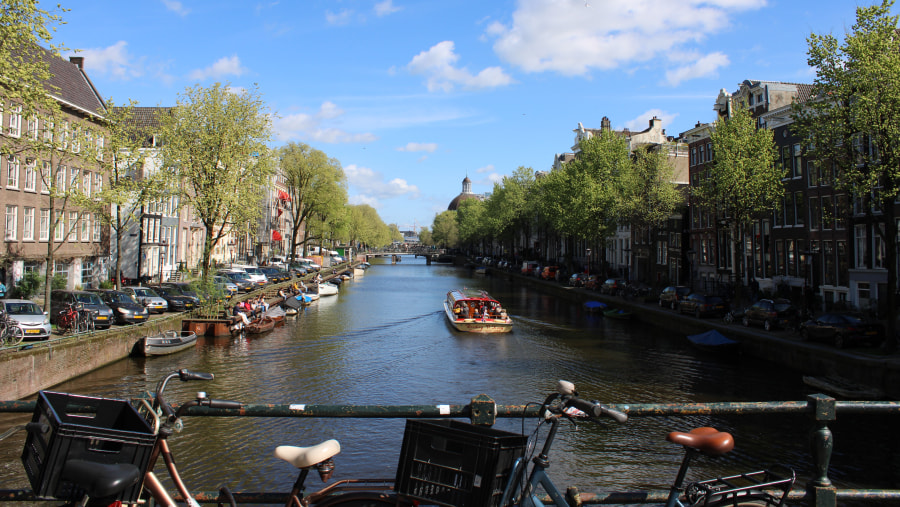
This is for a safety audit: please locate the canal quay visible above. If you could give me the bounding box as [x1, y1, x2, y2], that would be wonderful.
[0, 255, 898, 503]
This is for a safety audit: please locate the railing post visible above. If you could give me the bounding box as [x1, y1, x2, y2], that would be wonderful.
[807, 393, 836, 507]
[469, 394, 496, 426]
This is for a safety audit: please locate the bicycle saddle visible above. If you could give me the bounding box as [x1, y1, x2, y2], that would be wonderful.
[274, 439, 341, 468]
[666, 427, 734, 456]
[59, 459, 141, 499]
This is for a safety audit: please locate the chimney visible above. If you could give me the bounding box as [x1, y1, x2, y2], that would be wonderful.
[649, 116, 661, 130]
[69, 56, 84, 70]
[601, 116, 611, 132]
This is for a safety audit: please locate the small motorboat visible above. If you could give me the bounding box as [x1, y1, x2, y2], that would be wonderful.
[316, 283, 338, 296]
[802, 375, 884, 400]
[603, 308, 633, 320]
[443, 288, 513, 334]
[583, 300, 608, 313]
[134, 330, 198, 357]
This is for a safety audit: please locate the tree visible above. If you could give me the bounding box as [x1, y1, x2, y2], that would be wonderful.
[484, 166, 536, 257]
[619, 145, 682, 230]
[418, 226, 433, 247]
[74, 100, 165, 290]
[456, 197, 487, 248]
[345, 204, 390, 250]
[158, 83, 274, 283]
[431, 211, 459, 248]
[792, 0, 900, 349]
[278, 142, 347, 257]
[694, 103, 782, 301]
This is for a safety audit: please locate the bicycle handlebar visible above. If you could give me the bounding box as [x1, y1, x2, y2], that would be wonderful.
[155, 369, 242, 425]
[565, 396, 628, 424]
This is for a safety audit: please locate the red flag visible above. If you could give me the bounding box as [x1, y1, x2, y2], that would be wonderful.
[272, 230, 282, 241]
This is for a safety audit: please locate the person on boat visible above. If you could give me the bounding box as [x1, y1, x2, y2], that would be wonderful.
[460, 303, 470, 319]
[256, 295, 269, 315]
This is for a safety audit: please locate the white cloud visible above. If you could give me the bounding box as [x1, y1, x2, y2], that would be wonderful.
[273, 102, 378, 143]
[326, 9, 354, 25]
[188, 55, 247, 81]
[486, 0, 763, 85]
[161, 0, 190, 16]
[407, 41, 513, 92]
[397, 142, 438, 153]
[623, 109, 679, 132]
[346, 163, 420, 209]
[374, 0, 401, 17]
[73, 41, 144, 80]
[664, 52, 729, 86]
[475, 164, 495, 174]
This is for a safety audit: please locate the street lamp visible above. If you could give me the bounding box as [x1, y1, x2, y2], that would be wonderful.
[586, 249, 591, 275]
[158, 241, 168, 284]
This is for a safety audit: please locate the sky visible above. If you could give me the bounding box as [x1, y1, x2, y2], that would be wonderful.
[49, 0, 879, 231]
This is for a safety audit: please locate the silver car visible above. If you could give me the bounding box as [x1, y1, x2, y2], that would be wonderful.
[121, 286, 169, 314]
[2, 299, 51, 340]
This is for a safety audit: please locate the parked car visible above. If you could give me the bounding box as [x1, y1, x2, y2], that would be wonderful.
[50, 290, 115, 329]
[1, 299, 51, 340]
[678, 293, 728, 318]
[295, 258, 321, 271]
[213, 276, 239, 298]
[159, 282, 204, 305]
[582, 274, 601, 290]
[521, 262, 540, 276]
[742, 298, 797, 331]
[800, 312, 884, 348]
[600, 279, 627, 295]
[149, 285, 197, 312]
[219, 271, 255, 293]
[540, 266, 559, 280]
[120, 286, 168, 313]
[658, 286, 691, 309]
[260, 266, 291, 284]
[241, 266, 270, 288]
[89, 289, 150, 325]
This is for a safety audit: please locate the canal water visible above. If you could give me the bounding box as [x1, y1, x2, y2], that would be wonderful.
[0, 256, 896, 500]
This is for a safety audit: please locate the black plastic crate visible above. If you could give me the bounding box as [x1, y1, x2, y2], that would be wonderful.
[21, 391, 157, 503]
[395, 419, 527, 507]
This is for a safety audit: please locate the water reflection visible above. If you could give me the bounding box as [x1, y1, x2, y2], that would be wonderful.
[0, 256, 896, 497]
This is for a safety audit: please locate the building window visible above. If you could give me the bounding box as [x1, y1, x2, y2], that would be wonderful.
[6, 155, 19, 188]
[794, 191, 804, 225]
[70, 167, 79, 192]
[822, 196, 834, 230]
[56, 165, 66, 192]
[5, 206, 16, 241]
[7, 103, 21, 138]
[81, 259, 94, 289]
[854, 225, 867, 269]
[53, 210, 64, 241]
[874, 224, 885, 269]
[23, 207, 33, 241]
[24, 159, 36, 191]
[792, 144, 802, 178]
[83, 170, 91, 197]
[96, 135, 104, 161]
[27, 115, 38, 140]
[808, 160, 819, 187]
[41, 161, 50, 193]
[93, 213, 101, 241]
[706, 142, 713, 162]
[782, 145, 793, 177]
[81, 213, 90, 241]
[94, 173, 102, 193]
[40, 209, 49, 241]
[43, 118, 53, 144]
[808, 196, 819, 230]
[68, 211, 78, 241]
[53, 260, 68, 284]
[775, 239, 785, 275]
[784, 192, 794, 226]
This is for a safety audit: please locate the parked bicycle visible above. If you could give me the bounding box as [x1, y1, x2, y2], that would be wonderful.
[56, 302, 95, 334]
[497, 380, 795, 507]
[0, 309, 24, 347]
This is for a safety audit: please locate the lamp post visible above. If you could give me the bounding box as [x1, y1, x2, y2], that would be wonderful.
[586, 248, 591, 275]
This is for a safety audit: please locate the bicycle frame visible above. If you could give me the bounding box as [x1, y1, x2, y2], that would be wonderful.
[499, 411, 569, 507]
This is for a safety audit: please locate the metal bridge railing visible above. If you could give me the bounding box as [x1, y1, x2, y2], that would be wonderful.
[1, 394, 898, 505]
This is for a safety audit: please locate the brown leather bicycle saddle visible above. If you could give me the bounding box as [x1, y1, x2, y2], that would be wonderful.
[666, 427, 734, 456]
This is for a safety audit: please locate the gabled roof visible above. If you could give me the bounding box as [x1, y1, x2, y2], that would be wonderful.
[13, 44, 106, 117]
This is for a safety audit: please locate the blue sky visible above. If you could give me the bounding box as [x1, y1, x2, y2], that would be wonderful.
[52, 0, 874, 231]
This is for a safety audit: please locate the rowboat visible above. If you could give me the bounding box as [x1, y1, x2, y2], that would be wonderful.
[603, 308, 632, 320]
[134, 330, 198, 357]
[802, 375, 884, 400]
[443, 288, 513, 334]
[583, 300, 608, 313]
[245, 316, 276, 334]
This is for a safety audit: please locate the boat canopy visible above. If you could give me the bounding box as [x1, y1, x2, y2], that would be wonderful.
[447, 288, 499, 304]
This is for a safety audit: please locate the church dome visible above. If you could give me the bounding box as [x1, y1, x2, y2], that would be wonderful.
[448, 176, 481, 211]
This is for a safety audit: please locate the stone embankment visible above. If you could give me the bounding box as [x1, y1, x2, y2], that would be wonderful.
[0, 267, 352, 401]
[496, 267, 900, 400]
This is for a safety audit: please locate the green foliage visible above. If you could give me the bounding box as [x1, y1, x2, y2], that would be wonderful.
[158, 82, 275, 282]
[431, 211, 459, 248]
[695, 105, 782, 228]
[98, 279, 114, 289]
[51, 275, 66, 290]
[456, 198, 487, 244]
[12, 271, 43, 299]
[620, 145, 683, 228]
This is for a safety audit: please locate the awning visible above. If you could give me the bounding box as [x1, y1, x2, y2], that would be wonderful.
[272, 230, 283, 241]
[277, 189, 291, 202]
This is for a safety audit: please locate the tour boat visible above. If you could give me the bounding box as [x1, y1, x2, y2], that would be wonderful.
[443, 288, 513, 334]
[135, 330, 198, 357]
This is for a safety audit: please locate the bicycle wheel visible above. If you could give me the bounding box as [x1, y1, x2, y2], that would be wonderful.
[7, 325, 24, 346]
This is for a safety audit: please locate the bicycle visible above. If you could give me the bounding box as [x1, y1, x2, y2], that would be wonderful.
[0, 310, 24, 346]
[498, 380, 795, 507]
[56, 303, 80, 334]
[76, 305, 96, 333]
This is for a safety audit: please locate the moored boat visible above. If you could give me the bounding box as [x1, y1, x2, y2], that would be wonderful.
[583, 300, 608, 313]
[443, 288, 513, 334]
[134, 330, 198, 357]
[603, 308, 633, 320]
[316, 283, 339, 296]
[687, 329, 739, 352]
[245, 316, 276, 334]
